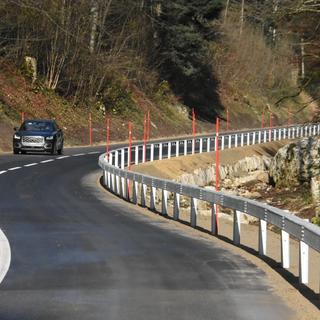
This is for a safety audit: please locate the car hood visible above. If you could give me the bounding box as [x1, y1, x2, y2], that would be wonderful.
[16, 131, 56, 137]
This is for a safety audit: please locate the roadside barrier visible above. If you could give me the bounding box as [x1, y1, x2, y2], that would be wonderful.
[99, 123, 320, 287]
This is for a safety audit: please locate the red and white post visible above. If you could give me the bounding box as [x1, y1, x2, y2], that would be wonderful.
[128, 122, 133, 170]
[105, 117, 110, 161]
[213, 117, 220, 235]
[226, 109, 230, 131]
[89, 112, 93, 146]
[147, 110, 151, 141]
[192, 108, 196, 154]
[143, 113, 147, 162]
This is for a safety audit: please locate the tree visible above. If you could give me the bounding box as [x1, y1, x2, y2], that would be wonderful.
[154, 0, 223, 119]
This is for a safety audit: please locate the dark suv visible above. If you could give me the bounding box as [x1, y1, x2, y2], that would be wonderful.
[13, 119, 64, 155]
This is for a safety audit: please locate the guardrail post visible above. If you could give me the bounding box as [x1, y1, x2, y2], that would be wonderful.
[176, 141, 179, 157]
[313, 125, 316, 136]
[301, 126, 304, 137]
[207, 138, 211, 152]
[173, 193, 180, 220]
[279, 128, 282, 140]
[192, 138, 195, 155]
[273, 129, 277, 141]
[269, 128, 272, 142]
[252, 132, 256, 145]
[233, 210, 241, 245]
[116, 175, 121, 195]
[247, 132, 250, 146]
[142, 145, 146, 163]
[168, 142, 172, 159]
[214, 137, 217, 151]
[135, 146, 139, 165]
[120, 177, 126, 198]
[190, 197, 197, 228]
[111, 173, 115, 193]
[150, 185, 157, 211]
[299, 240, 309, 284]
[141, 183, 147, 207]
[228, 135, 232, 149]
[211, 204, 217, 235]
[132, 180, 138, 204]
[259, 219, 267, 256]
[115, 151, 119, 168]
[240, 133, 244, 147]
[199, 138, 203, 153]
[235, 134, 238, 148]
[284, 128, 287, 139]
[292, 127, 296, 138]
[258, 131, 261, 144]
[124, 178, 129, 200]
[159, 143, 163, 160]
[281, 229, 290, 269]
[221, 136, 225, 150]
[103, 169, 108, 186]
[288, 127, 291, 139]
[264, 130, 267, 143]
[161, 189, 168, 216]
[184, 140, 187, 156]
[121, 149, 125, 169]
[150, 144, 154, 162]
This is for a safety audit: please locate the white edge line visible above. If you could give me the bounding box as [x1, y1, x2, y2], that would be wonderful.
[88, 151, 100, 155]
[57, 156, 70, 159]
[0, 171, 7, 174]
[24, 163, 38, 167]
[40, 159, 55, 164]
[0, 228, 11, 284]
[8, 167, 21, 171]
[73, 153, 85, 157]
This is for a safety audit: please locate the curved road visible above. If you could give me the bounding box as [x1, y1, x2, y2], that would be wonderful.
[0, 146, 293, 319]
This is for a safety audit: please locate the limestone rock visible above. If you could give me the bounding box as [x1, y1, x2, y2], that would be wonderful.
[269, 137, 320, 188]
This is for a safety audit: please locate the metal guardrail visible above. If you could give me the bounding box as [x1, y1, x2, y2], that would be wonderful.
[99, 123, 320, 286]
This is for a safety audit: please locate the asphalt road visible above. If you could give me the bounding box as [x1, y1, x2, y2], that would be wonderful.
[0, 146, 294, 320]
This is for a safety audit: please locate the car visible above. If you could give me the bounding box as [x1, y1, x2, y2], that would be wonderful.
[13, 119, 64, 155]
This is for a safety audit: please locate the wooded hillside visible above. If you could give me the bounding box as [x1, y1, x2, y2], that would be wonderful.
[0, 0, 319, 149]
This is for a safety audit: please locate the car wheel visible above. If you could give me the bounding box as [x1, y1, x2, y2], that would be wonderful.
[57, 144, 63, 155]
[13, 148, 19, 154]
[51, 143, 57, 155]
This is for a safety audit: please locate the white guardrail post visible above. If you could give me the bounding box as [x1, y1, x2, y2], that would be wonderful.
[99, 122, 320, 296]
[173, 192, 180, 220]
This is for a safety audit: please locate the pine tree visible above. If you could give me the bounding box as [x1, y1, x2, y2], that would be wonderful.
[155, 0, 223, 118]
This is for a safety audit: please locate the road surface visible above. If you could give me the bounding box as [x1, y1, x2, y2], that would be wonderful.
[0, 146, 293, 319]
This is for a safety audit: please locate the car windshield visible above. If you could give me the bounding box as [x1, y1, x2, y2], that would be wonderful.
[20, 121, 53, 132]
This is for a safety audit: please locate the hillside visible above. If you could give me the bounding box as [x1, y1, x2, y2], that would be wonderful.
[0, 1, 319, 151]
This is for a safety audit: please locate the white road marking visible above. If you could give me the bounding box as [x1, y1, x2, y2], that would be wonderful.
[8, 167, 21, 171]
[40, 159, 55, 163]
[73, 153, 85, 157]
[57, 155, 70, 159]
[0, 228, 11, 284]
[24, 163, 38, 167]
[88, 151, 99, 155]
[0, 171, 7, 175]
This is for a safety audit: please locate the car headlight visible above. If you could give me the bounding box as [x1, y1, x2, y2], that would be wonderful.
[46, 136, 54, 140]
[14, 134, 21, 140]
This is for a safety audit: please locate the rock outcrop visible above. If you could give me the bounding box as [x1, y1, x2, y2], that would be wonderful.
[269, 137, 320, 188]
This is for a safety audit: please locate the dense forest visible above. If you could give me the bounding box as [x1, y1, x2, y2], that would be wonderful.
[0, 0, 319, 146]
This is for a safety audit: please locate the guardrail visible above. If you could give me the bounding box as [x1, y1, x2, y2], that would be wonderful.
[99, 123, 320, 287]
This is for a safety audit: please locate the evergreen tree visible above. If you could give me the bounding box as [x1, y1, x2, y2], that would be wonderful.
[155, 0, 223, 119]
